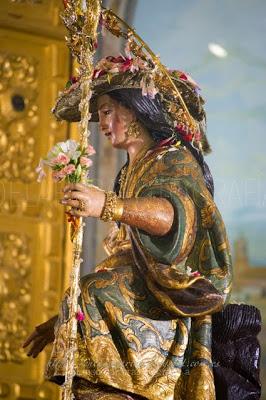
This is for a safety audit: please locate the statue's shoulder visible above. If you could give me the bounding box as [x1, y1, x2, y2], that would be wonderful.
[143, 144, 201, 179]
[131, 144, 201, 195]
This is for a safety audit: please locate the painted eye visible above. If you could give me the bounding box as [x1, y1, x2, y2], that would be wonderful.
[103, 110, 112, 116]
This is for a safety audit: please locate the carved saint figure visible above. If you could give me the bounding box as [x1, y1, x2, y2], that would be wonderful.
[24, 55, 261, 400]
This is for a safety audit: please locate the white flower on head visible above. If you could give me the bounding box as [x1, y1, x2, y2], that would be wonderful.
[140, 74, 159, 99]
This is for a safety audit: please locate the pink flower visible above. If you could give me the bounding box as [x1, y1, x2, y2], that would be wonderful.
[194, 131, 202, 142]
[52, 164, 75, 182]
[80, 157, 93, 167]
[131, 57, 148, 72]
[76, 311, 85, 322]
[191, 271, 201, 277]
[63, 164, 76, 175]
[179, 72, 200, 89]
[93, 69, 104, 79]
[51, 152, 70, 166]
[107, 55, 125, 64]
[186, 266, 201, 277]
[120, 58, 133, 72]
[109, 66, 120, 74]
[85, 144, 96, 156]
[52, 169, 66, 182]
[93, 55, 149, 81]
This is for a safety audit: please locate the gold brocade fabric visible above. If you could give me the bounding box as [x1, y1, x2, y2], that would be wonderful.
[46, 145, 233, 400]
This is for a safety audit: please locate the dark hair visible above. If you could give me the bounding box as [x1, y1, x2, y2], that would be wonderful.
[109, 89, 214, 197]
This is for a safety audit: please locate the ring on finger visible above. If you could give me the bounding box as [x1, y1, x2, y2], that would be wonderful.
[78, 199, 86, 212]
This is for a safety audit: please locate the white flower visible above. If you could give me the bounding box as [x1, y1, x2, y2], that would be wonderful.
[36, 159, 46, 182]
[58, 139, 81, 160]
[186, 266, 192, 275]
[59, 139, 78, 154]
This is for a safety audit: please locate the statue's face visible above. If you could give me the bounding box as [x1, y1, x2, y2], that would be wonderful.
[97, 94, 135, 149]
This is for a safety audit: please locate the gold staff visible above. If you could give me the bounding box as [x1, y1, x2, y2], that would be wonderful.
[60, 1, 101, 399]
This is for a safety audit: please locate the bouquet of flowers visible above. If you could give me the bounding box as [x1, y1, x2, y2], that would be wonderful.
[36, 139, 95, 183]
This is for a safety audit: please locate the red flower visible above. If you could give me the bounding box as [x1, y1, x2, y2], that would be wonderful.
[120, 58, 133, 72]
[70, 76, 79, 84]
[184, 133, 193, 142]
[175, 125, 193, 142]
[179, 72, 188, 81]
[156, 137, 176, 148]
[106, 55, 125, 64]
[93, 69, 106, 79]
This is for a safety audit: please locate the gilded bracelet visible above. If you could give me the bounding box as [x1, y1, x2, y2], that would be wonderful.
[100, 191, 124, 222]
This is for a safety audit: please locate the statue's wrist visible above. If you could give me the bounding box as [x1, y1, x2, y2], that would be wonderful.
[100, 191, 124, 222]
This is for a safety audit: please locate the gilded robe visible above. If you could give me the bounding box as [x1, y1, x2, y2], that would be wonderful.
[46, 143, 233, 400]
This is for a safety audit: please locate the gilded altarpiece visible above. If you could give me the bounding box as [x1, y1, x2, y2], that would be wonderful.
[0, 1, 72, 398]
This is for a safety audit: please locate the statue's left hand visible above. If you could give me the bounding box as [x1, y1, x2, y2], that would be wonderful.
[22, 315, 58, 358]
[60, 183, 106, 218]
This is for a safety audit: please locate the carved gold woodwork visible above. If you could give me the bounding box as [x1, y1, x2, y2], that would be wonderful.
[0, 1, 65, 40]
[0, 14, 71, 399]
[0, 232, 31, 364]
[0, 53, 38, 182]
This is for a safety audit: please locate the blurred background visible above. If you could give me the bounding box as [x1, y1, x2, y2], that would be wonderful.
[0, 0, 265, 398]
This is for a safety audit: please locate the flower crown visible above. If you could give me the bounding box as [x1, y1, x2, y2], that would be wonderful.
[60, 51, 205, 150]
[57, 4, 210, 154]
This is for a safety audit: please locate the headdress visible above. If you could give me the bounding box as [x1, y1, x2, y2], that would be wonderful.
[53, 8, 211, 155]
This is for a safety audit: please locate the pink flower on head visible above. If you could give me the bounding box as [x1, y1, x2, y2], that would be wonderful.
[51, 152, 70, 166]
[85, 145, 96, 156]
[179, 71, 200, 89]
[63, 164, 76, 175]
[120, 58, 133, 72]
[80, 157, 93, 168]
[131, 57, 148, 72]
[194, 131, 202, 142]
[109, 66, 120, 74]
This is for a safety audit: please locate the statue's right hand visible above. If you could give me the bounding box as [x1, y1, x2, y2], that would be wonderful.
[22, 315, 58, 358]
